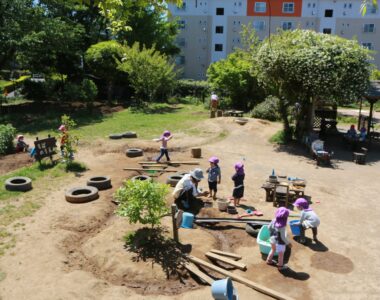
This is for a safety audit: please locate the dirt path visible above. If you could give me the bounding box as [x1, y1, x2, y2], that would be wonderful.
[0, 117, 379, 299]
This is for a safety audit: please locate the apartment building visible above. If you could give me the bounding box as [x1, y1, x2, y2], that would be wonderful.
[169, 0, 380, 80]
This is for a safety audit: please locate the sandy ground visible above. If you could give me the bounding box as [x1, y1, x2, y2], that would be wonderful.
[0, 152, 33, 176]
[0, 117, 379, 300]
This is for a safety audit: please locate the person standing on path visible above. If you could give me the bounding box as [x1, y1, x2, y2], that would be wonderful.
[155, 130, 173, 163]
[210, 92, 219, 118]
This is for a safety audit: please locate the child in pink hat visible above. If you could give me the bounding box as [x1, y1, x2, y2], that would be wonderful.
[206, 156, 221, 200]
[294, 198, 320, 244]
[231, 162, 245, 207]
[155, 130, 173, 163]
[266, 207, 292, 270]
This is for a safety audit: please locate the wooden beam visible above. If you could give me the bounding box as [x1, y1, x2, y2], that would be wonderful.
[123, 168, 177, 172]
[206, 252, 247, 270]
[139, 161, 200, 165]
[188, 256, 294, 300]
[171, 204, 179, 242]
[209, 249, 242, 260]
[184, 262, 214, 285]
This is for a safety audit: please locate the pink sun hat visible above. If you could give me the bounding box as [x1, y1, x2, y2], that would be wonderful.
[58, 125, 66, 132]
[274, 207, 289, 228]
[162, 130, 171, 137]
[208, 156, 219, 164]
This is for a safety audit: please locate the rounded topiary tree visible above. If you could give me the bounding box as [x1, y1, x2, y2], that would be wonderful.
[114, 179, 169, 228]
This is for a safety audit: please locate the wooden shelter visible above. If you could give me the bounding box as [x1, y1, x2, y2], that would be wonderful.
[359, 80, 380, 143]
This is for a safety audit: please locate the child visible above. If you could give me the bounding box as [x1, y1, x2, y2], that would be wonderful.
[155, 130, 173, 163]
[15, 135, 29, 153]
[58, 124, 73, 160]
[266, 207, 292, 270]
[232, 162, 245, 207]
[206, 156, 221, 200]
[294, 198, 320, 244]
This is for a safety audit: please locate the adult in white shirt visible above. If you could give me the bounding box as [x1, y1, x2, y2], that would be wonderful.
[210, 92, 219, 111]
[173, 168, 208, 210]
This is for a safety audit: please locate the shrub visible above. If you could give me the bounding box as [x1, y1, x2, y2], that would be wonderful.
[81, 79, 98, 102]
[114, 180, 169, 228]
[61, 82, 83, 102]
[251, 96, 281, 121]
[0, 124, 16, 155]
[175, 79, 210, 99]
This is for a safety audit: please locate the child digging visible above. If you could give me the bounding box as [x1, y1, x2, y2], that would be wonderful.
[232, 162, 245, 207]
[155, 130, 173, 163]
[294, 198, 320, 244]
[206, 156, 221, 200]
[266, 207, 292, 270]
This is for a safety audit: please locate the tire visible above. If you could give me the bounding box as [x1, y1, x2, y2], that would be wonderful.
[109, 134, 123, 140]
[126, 148, 143, 158]
[245, 223, 261, 238]
[122, 131, 137, 138]
[131, 175, 152, 182]
[65, 186, 99, 203]
[5, 176, 32, 192]
[166, 174, 184, 187]
[87, 176, 112, 190]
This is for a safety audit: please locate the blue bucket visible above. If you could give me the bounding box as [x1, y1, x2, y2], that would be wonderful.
[289, 220, 301, 236]
[211, 277, 234, 300]
[181, 212, 194, 229]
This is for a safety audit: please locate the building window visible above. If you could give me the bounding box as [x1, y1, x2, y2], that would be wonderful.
[215, 44, 223, 51]
[308, 3, 311, 8]
[282, 22, 293, 30]
[348, 3, 352, 8]
[312, 3, 316, 8]
[177, 38, 186, 47]
[344, 3, 347, 8]
[254, 2, 267, 13]
[253, 20, 265, 31]
[176, 1, 186, 10]
[283, 2, 295, 13]
[325, 9, 333, 17]
[215, 26, 224, 34]
[216, 7, 224, 15]
[364, 24, 375, 33]
[323, 28, 332, 34]
[362, 42, 373, 50]
[175, 56, 185, 65]
[177, 20, 186, 29]
[368, 4, 378, 13]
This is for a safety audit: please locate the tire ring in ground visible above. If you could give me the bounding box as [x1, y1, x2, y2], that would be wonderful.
[87, 176, 112, 190]
[109, 134, 123, 139]
[122, 131, 137, 138]
[65, 186, 99, 203]
[126, 148, 143, 158]
[245, 223, 262, 238]
[131, 175, 152, 182]
[166, 174, 184, 187]
[5, 176, 32, 192]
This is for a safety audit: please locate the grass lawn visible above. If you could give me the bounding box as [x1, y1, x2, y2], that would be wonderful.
[1, 103, 209, 141]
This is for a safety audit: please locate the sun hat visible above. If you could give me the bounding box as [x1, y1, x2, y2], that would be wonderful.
[17, 135, 24, 140]
[274, 207, 289, 228]
[190, 168, 204, 181]
[163, 130, 171, 137]
[234, 162, 244, 175]
[294, 198, 311, 210]
[58, 125, 66, 131]
[208, 156, 219, 164]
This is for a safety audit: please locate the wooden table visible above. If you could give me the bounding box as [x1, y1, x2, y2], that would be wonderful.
[261, 182, 305, 202]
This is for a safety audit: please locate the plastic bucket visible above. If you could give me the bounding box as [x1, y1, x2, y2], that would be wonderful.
[181, 212, 194, 229]
[217, 199, 229, 211]
[289, 220, 301, 236]
[211, 277, 234, 300]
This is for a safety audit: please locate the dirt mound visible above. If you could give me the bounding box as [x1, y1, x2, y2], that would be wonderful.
[0, 152, 33, 175]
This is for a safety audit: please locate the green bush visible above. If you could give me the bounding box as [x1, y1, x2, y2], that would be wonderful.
[61, 82, 82, 101]
[81, 79, 98, 102]
[175, 79, 210, 99]
[251, 96, 281, 121]
[22, 80, 47, 101]
[0, 124, 16, 155]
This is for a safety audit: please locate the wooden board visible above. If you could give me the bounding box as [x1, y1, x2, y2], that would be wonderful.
[139, 161, 200, 165]
[209, 249, 242, 260]
[205, 252, 247, 270]
[123, 168, 177, 172]
[184, 262, 214, 285]
[188, 256, 294, 300]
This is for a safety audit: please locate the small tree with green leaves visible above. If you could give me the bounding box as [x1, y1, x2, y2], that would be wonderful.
[115, 180, 169, 228]
[59, 115, 79, 162]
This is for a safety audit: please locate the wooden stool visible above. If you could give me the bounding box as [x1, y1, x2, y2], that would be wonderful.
[353, 147, 367, 165]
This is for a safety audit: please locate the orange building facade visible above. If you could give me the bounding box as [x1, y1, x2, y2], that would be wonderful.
[247, 0, 302, 17]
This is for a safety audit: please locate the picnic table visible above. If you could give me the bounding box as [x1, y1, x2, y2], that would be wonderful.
[224, 110, 244, 117]
[261, 180, 306, 202]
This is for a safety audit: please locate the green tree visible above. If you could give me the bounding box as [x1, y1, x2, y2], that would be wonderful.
[85, 41, 126, 102]
[254, 29, 371, 140]
[114, 180, 169, 228]
[118, 43, 176, 102]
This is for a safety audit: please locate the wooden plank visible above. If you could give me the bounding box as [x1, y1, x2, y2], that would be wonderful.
[184, 263, 214, 285]
[188, 256, 294, 300]
[205, 252, 247, 270]
[123, 168, 177, 172]
[138, 161, 200, 165]
[209, 249, 242, 260]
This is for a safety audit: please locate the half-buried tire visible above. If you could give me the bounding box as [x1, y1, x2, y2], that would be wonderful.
[65, 186, 99, 203]
[5, 176, 32, 192]
[131, 175, 151, 182]
[87, 176, 112, 190]
[109, 134, 123, 139]
[166, 174, 184, 187]
[245, 223, 262, 238]
[122, 131, 137, 138]
[126, 148, 143, 158]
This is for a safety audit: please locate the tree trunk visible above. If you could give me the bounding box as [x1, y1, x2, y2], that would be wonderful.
[107, 80, 113, 103]
[279, 98, 291, 141]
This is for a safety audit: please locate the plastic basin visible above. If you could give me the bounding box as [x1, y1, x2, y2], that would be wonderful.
[257, 225, 278, 257]
[211, 277, 234, 300]
[289, 220, 301, 236]
[181, 212, 194, 229]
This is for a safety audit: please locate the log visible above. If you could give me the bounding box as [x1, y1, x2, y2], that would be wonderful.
[138, 161, 200, 165]
[184, 262, 214, 285]
[188, 256, 294, 300]
[205, 252, 247, 270]
[209, 249, 242, 260]
[123, 168, 177, 172]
